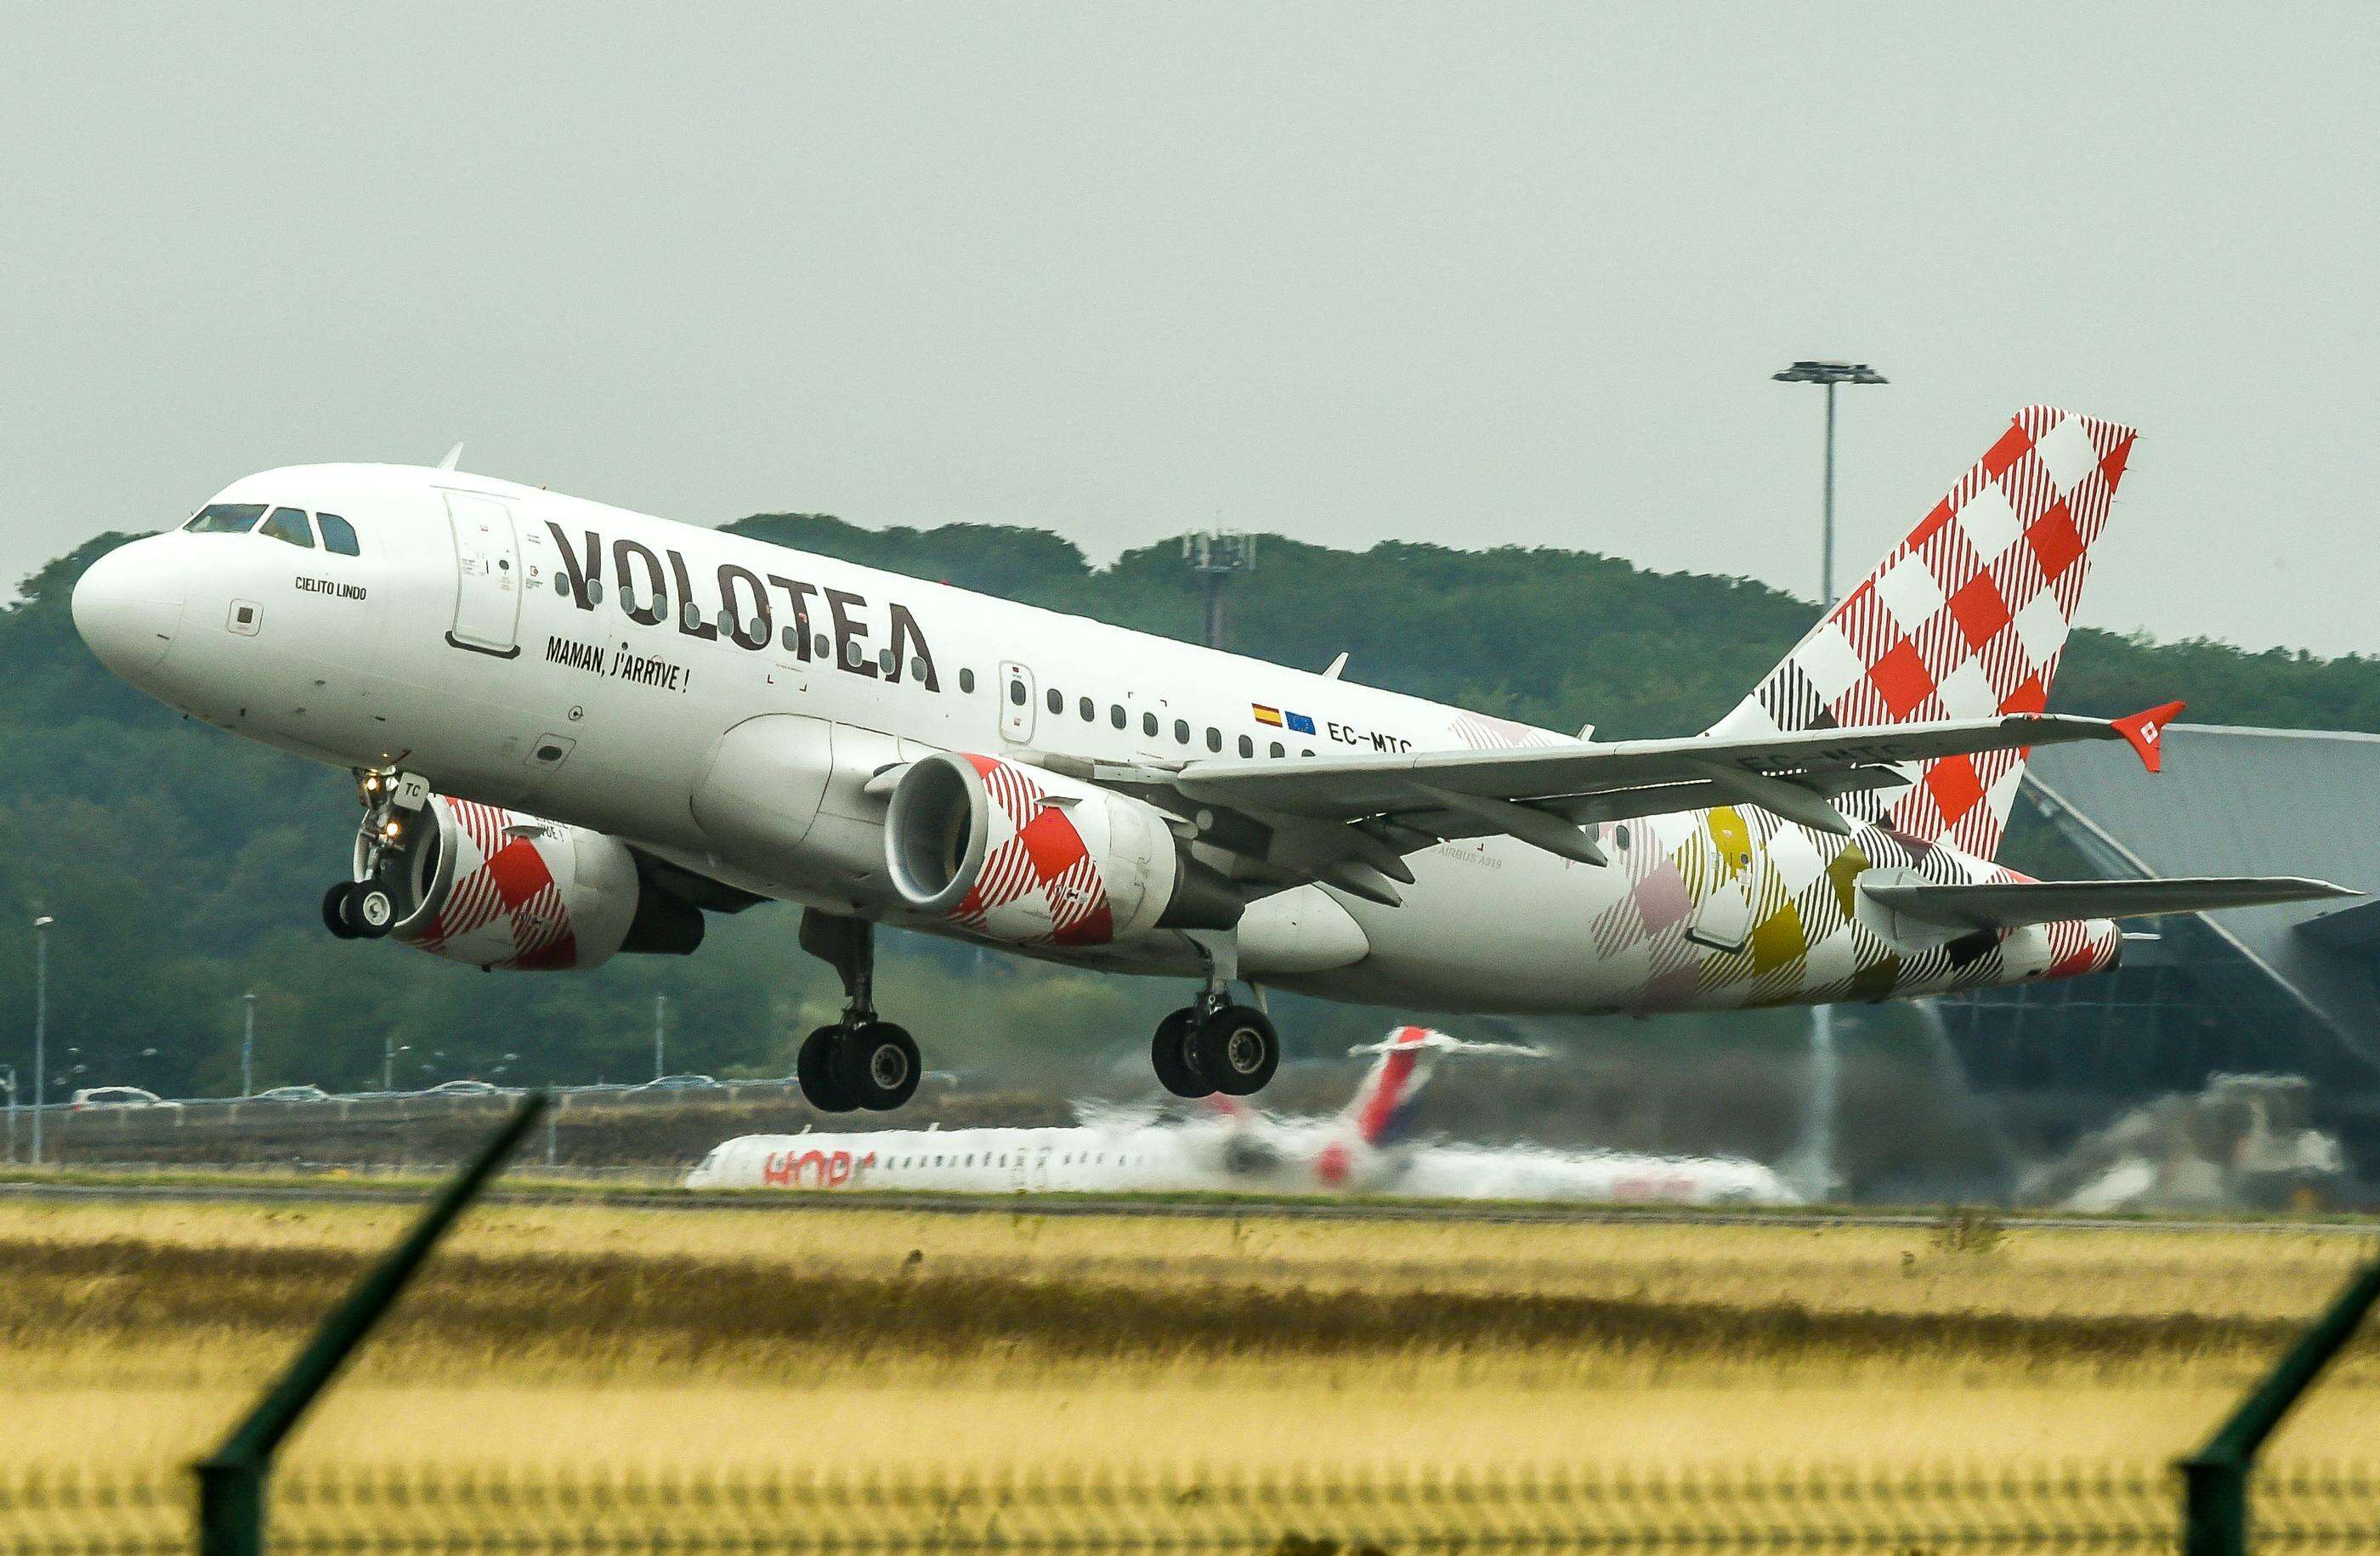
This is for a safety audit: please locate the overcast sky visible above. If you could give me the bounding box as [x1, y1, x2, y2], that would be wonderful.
[4, 4, 2374, 654]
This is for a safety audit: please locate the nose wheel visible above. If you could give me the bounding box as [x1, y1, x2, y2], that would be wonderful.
[322, 880, 397, 940]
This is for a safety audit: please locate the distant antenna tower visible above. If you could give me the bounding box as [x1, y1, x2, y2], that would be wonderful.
[1182, 529, 1255, 650]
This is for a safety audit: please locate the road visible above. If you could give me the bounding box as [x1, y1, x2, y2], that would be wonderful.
[1, 1174, 2373, 1235]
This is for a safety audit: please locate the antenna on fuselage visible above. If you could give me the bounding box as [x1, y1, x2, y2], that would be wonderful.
[436, 442, 464, 472]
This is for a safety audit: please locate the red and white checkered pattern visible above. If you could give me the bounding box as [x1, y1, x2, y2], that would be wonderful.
[402, 796, 581, 970]
[1716, 406, 2137, 859]
[949, 754, 1117, 947]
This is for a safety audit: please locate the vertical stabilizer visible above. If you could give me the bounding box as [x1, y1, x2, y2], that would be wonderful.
[1710, 406, 2139, 858]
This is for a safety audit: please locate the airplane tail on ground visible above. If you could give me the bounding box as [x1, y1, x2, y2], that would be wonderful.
[1709, 406, 2139, 860]
[1339, 1027, 1545, 1147]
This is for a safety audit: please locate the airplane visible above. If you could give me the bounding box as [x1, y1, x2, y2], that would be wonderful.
[71, 406, 2354, 1112]
[685, 1024, 1800, 1205]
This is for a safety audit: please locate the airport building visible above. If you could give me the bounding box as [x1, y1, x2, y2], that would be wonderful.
[1940, 725, 2380, 1169]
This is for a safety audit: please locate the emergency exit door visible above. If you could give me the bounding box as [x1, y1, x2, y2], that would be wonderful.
[445, 491, 522, 658]
[1000, 661, 1037, 743]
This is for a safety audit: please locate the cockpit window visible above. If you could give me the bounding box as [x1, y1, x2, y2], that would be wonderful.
[317, 512, 360, 557]
[259, 507, 315, 548]
[184, 503, 267, 535]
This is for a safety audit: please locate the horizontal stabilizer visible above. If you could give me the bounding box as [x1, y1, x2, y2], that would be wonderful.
[1863, 875, 2358, 932]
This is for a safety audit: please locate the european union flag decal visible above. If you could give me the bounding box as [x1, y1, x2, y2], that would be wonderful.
[1284, 711, 1318, 735]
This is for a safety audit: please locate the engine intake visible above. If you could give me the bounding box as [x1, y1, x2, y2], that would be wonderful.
[353, 794, 702, 970]
[885, 752, 1241, 945]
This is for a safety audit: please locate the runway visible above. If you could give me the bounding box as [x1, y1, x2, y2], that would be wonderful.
[0, 1174, 2372, 1236]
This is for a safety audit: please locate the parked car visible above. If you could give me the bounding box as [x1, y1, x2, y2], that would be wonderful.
[638, 1073, 721, 1091]
[420, 1078, 503, 1096]
[253, 1085, 332, 1102]
[70, 1086, 180, 1111]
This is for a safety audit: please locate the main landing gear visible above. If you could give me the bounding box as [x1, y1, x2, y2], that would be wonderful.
[1151, 931, 1280, 1099]
[796, 909, 921, 1114]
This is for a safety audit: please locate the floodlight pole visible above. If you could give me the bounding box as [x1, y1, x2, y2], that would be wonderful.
[1771, 361, 1887, 608]
[654, 994, 667, 1082]
[241, 993, 257, 1098]
[1771, 365, 1884, 1203]
[31, 915, 51, 1166]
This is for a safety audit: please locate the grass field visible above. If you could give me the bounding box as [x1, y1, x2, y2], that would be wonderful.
[9, 1191, 2380, 1476]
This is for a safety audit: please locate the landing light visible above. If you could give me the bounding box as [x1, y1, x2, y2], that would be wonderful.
[382, 821, 401, 840]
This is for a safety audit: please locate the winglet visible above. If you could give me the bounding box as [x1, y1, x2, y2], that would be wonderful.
[2112, 700, 2185, 773]
[437, 442, 464, 472]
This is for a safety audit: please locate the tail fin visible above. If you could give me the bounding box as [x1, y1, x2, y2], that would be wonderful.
[1712, 405, 2139, 859]
[1340, 1027, 1546, 1146]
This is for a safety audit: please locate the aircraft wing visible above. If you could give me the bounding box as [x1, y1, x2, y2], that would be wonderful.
[1863, 875, 2358, 931]
[1147, 704, 2176, 858]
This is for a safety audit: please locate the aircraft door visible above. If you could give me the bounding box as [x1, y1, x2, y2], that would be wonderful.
[999, 661, 1036, 744]
[1684, 808, 1755, 953]
[444, 492, 523, 658]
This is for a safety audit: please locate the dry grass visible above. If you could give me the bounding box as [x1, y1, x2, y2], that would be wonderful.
[7, 1195, 2378, 1475]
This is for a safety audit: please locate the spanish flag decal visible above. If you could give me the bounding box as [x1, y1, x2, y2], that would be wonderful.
[1251, 704, 1284, 727]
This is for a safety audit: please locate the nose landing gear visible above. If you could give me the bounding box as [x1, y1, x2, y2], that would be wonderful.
[796, 909, 921, 1113]
[321, 880, 397, 940]
[1151, 931, 1279, 1098]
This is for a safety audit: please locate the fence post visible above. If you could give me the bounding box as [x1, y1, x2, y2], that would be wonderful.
[2179, 1248, 2380, 1556]
[191, 1090, 549, 1556]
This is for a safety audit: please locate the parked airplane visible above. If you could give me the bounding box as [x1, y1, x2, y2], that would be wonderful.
[686, 1025, 1799, 1204]
[74, 407, 2351, 1111]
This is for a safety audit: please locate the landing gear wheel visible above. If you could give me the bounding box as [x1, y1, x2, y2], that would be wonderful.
[346, 881, 399, 939]
[1151, 1007, 1211, 1099]
[1192, 1004, 1279, 1097]
[834, 1021, 921, 1112]
[322, 884, 361, 941]
[797, 1026, 856, 1113]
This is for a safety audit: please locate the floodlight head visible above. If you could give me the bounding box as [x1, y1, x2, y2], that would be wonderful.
[33, 915, 52, 929]
[1773, 360, 1888, 386]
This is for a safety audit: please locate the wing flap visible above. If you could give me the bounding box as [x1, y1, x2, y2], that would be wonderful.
[1863, 876, 2358, 932]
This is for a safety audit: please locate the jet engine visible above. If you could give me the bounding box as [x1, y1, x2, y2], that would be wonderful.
[334, 792, 704, 970]
[884, 752, 1242, 946]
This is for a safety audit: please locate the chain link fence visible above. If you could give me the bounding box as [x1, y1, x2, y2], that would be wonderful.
[7, 1460, 2380, 1554]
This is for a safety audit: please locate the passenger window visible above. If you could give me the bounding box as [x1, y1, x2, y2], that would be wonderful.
[911, 658, 927, 681]
[1238, 735, 1254, 757]
[781, 626, 801, 653]
[879, 648, 897, 674]
[184, 502, 267, 534]
[1142, 712, 1158, 737]
[1173, 719, 1190, 744]
[1269, 741, 1284, 758]
[813, 634, 830, 659]
[960, 668, 977, 693]
[1205, 727, 1222, 752]
[1110, 704, 1125, 729]
[317, 512, 360, 556]
[1046, 687, 1062, 715]
[1008, 679, 1026, 706]
[259, 507, 315, 548]
[1078, 696, 1094, 721]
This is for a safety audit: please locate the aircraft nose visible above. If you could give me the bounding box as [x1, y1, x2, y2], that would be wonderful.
[72, 539, 186, 680]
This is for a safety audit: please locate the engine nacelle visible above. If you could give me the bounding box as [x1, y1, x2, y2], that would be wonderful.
[884, 752, 1242, 946]
[354, 794, 703, 970]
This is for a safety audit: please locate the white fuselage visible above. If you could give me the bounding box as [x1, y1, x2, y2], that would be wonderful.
[72, 461, 2086, 1016]
[686, 1117, 1798, 1206]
